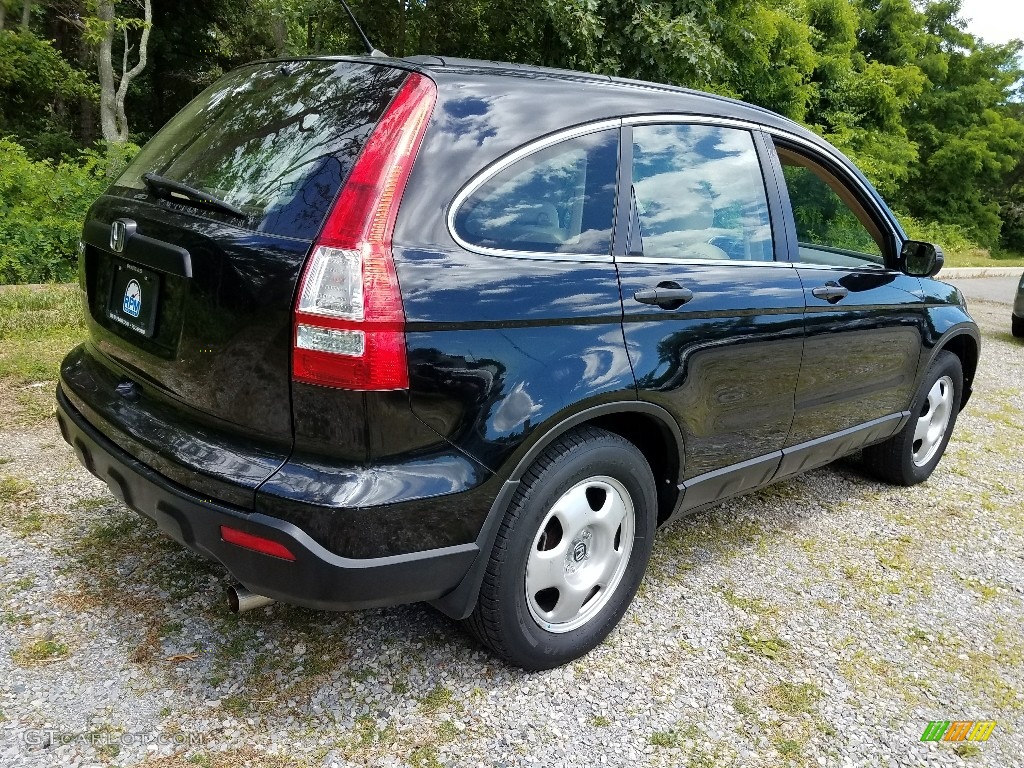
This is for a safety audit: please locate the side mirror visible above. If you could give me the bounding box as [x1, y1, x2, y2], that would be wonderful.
[900, 240, 944, 277]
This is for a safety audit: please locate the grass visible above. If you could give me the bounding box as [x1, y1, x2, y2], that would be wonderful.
[144, 749, 308, 767]
[0, 474, 35, 504]
[767, 682, 822, 715]
[736, 628, 790, 661]
[418, 685, 454, 713]
[0, 284, 86, 427]
[11, 637, 69, 666]
[942, 250, 1024, 268]
[0, 475, 48, 537]
[650, 730, 680, 747]
[650, 723, 700, 748]
[732, 697, 756, 716]
[954, 743, 983, 758]
[718, 587, 779, 618]
[221, 695, 250, 716]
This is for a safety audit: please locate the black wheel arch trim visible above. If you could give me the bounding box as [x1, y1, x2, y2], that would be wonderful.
[504, 401, 685, 484]
[925, 323, 980, 410]
[431, 400, 684, 620]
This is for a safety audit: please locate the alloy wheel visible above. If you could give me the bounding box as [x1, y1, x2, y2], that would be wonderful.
[912, 374, 954, 467]
[524, 476, 634, 633]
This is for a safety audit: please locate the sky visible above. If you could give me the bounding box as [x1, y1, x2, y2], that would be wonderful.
[958, 0, 1024, 45]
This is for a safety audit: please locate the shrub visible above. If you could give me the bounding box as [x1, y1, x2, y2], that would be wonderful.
[894, 211, 984, 261]
[0, 139, 135, 284]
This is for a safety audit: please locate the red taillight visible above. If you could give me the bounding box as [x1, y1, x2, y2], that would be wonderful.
[292, 72, 436, 390]
[220, 525, 296, 561]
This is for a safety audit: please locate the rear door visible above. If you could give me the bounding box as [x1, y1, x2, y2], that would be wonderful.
[765, 139, 925, 478]
[72, 61, 408, 501]
[614, 121, 805, 514]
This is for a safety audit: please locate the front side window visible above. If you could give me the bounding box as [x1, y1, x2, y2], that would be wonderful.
[453, 129, 619, 255]
[630, 124, 774, 261]
[777, 147, 886, 268]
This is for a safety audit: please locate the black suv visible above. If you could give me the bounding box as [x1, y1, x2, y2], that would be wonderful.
[57, 56, 979, 670]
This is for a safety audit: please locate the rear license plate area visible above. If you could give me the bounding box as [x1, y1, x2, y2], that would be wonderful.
[107, 260, 160, 338]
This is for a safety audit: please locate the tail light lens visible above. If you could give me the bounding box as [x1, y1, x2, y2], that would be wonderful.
[292, 72, 437, 390]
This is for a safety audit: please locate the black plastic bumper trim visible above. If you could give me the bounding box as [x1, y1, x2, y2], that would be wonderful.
[56, 386, 478, 612]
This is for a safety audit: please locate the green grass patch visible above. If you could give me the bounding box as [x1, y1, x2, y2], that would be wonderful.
[0, 284, 85, 384]
[650, 730, 680, 748]
[767, 682, 822, 715]
[773, 737, 805, 759]
[945, 251, 1024, 268]
[733, 696, 756, 716]
[719, 587, 779, 618]
[954, 743, 983, 758]
[435, 720, 458, 743]
[737, 628, 790, 660]
[418, 685, 454, 713]
[409, 744, 442, 768]
[0, 474, 35, 504]
[221, 695, 250, 716]
[11, 637, 69, 666]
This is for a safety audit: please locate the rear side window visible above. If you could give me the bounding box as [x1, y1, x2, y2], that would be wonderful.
[453, 129, 619, 255]
[631, 124, 773, 261]
[113, 61, 408, 240]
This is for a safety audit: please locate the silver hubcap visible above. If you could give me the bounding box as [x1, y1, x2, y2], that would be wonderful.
[525, 476, 634, 633]
[912, 375, 954, 467]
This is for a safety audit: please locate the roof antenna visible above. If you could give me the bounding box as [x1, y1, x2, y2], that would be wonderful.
[338, 0, 388, 58]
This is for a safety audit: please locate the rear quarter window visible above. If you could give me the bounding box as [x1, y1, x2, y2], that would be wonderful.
[113, 61, 408, 240]
[452, 129, 619, 256]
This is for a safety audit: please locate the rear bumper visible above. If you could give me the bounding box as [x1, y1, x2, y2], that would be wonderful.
[56, 386, 478, 612]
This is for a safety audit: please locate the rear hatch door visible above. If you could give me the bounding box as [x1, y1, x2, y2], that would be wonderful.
[75, 59, 409, 502]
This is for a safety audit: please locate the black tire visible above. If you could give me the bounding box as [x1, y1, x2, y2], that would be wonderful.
[464, 426, 657, 670]
[863, 351, 963, 486]
[1012, 314, 1024, 338]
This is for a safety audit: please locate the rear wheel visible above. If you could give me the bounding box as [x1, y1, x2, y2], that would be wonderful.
[465, 426, 656, 670]
[863, 351, 962, 486]
[1012, 314, 1024, 338]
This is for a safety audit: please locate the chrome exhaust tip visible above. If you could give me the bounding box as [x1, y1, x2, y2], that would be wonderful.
[227, 584, 275, 613]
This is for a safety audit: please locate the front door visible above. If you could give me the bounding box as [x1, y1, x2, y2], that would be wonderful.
[614, 122, 806, 515]
[768, 140, 925, 478]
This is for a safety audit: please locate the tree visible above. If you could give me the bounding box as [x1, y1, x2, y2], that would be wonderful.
[88, 0, 153, 143]
[0, 30, 98, 158]
[899, 1, 1024, 247]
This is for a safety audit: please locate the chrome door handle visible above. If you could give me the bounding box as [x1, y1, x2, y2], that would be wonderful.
[811, 282, 849, 304]
[634, 286, 694, 308]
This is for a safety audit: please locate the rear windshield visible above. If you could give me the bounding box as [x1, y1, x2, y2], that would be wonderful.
[113, 60, 407, 240]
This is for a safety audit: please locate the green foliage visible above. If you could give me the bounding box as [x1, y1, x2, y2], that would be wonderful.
[0, 31, 97, 159]
[900, 4, 1024, 247]
[2, 0, 1023, 285]
[0, 139, 137, 284]
[896, 211, 979, 258]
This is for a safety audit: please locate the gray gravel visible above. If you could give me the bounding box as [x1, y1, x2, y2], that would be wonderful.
[1, 299, 1022, 768]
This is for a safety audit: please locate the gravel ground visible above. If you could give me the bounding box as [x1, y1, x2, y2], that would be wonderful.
[1, 299, 1022, 768]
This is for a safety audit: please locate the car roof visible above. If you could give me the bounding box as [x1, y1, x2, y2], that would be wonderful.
[258, 54, 820, 145]
[404, 55, 806, 129]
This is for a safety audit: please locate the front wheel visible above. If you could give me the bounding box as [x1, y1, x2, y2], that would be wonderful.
[464, 426, 657, 670]
[863, 351, 963, 486]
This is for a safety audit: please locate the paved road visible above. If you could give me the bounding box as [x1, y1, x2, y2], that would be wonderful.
[944, 274, 1021, 305]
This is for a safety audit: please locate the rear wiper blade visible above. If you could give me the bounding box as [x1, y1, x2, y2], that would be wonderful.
[142, 173, 246, 218]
